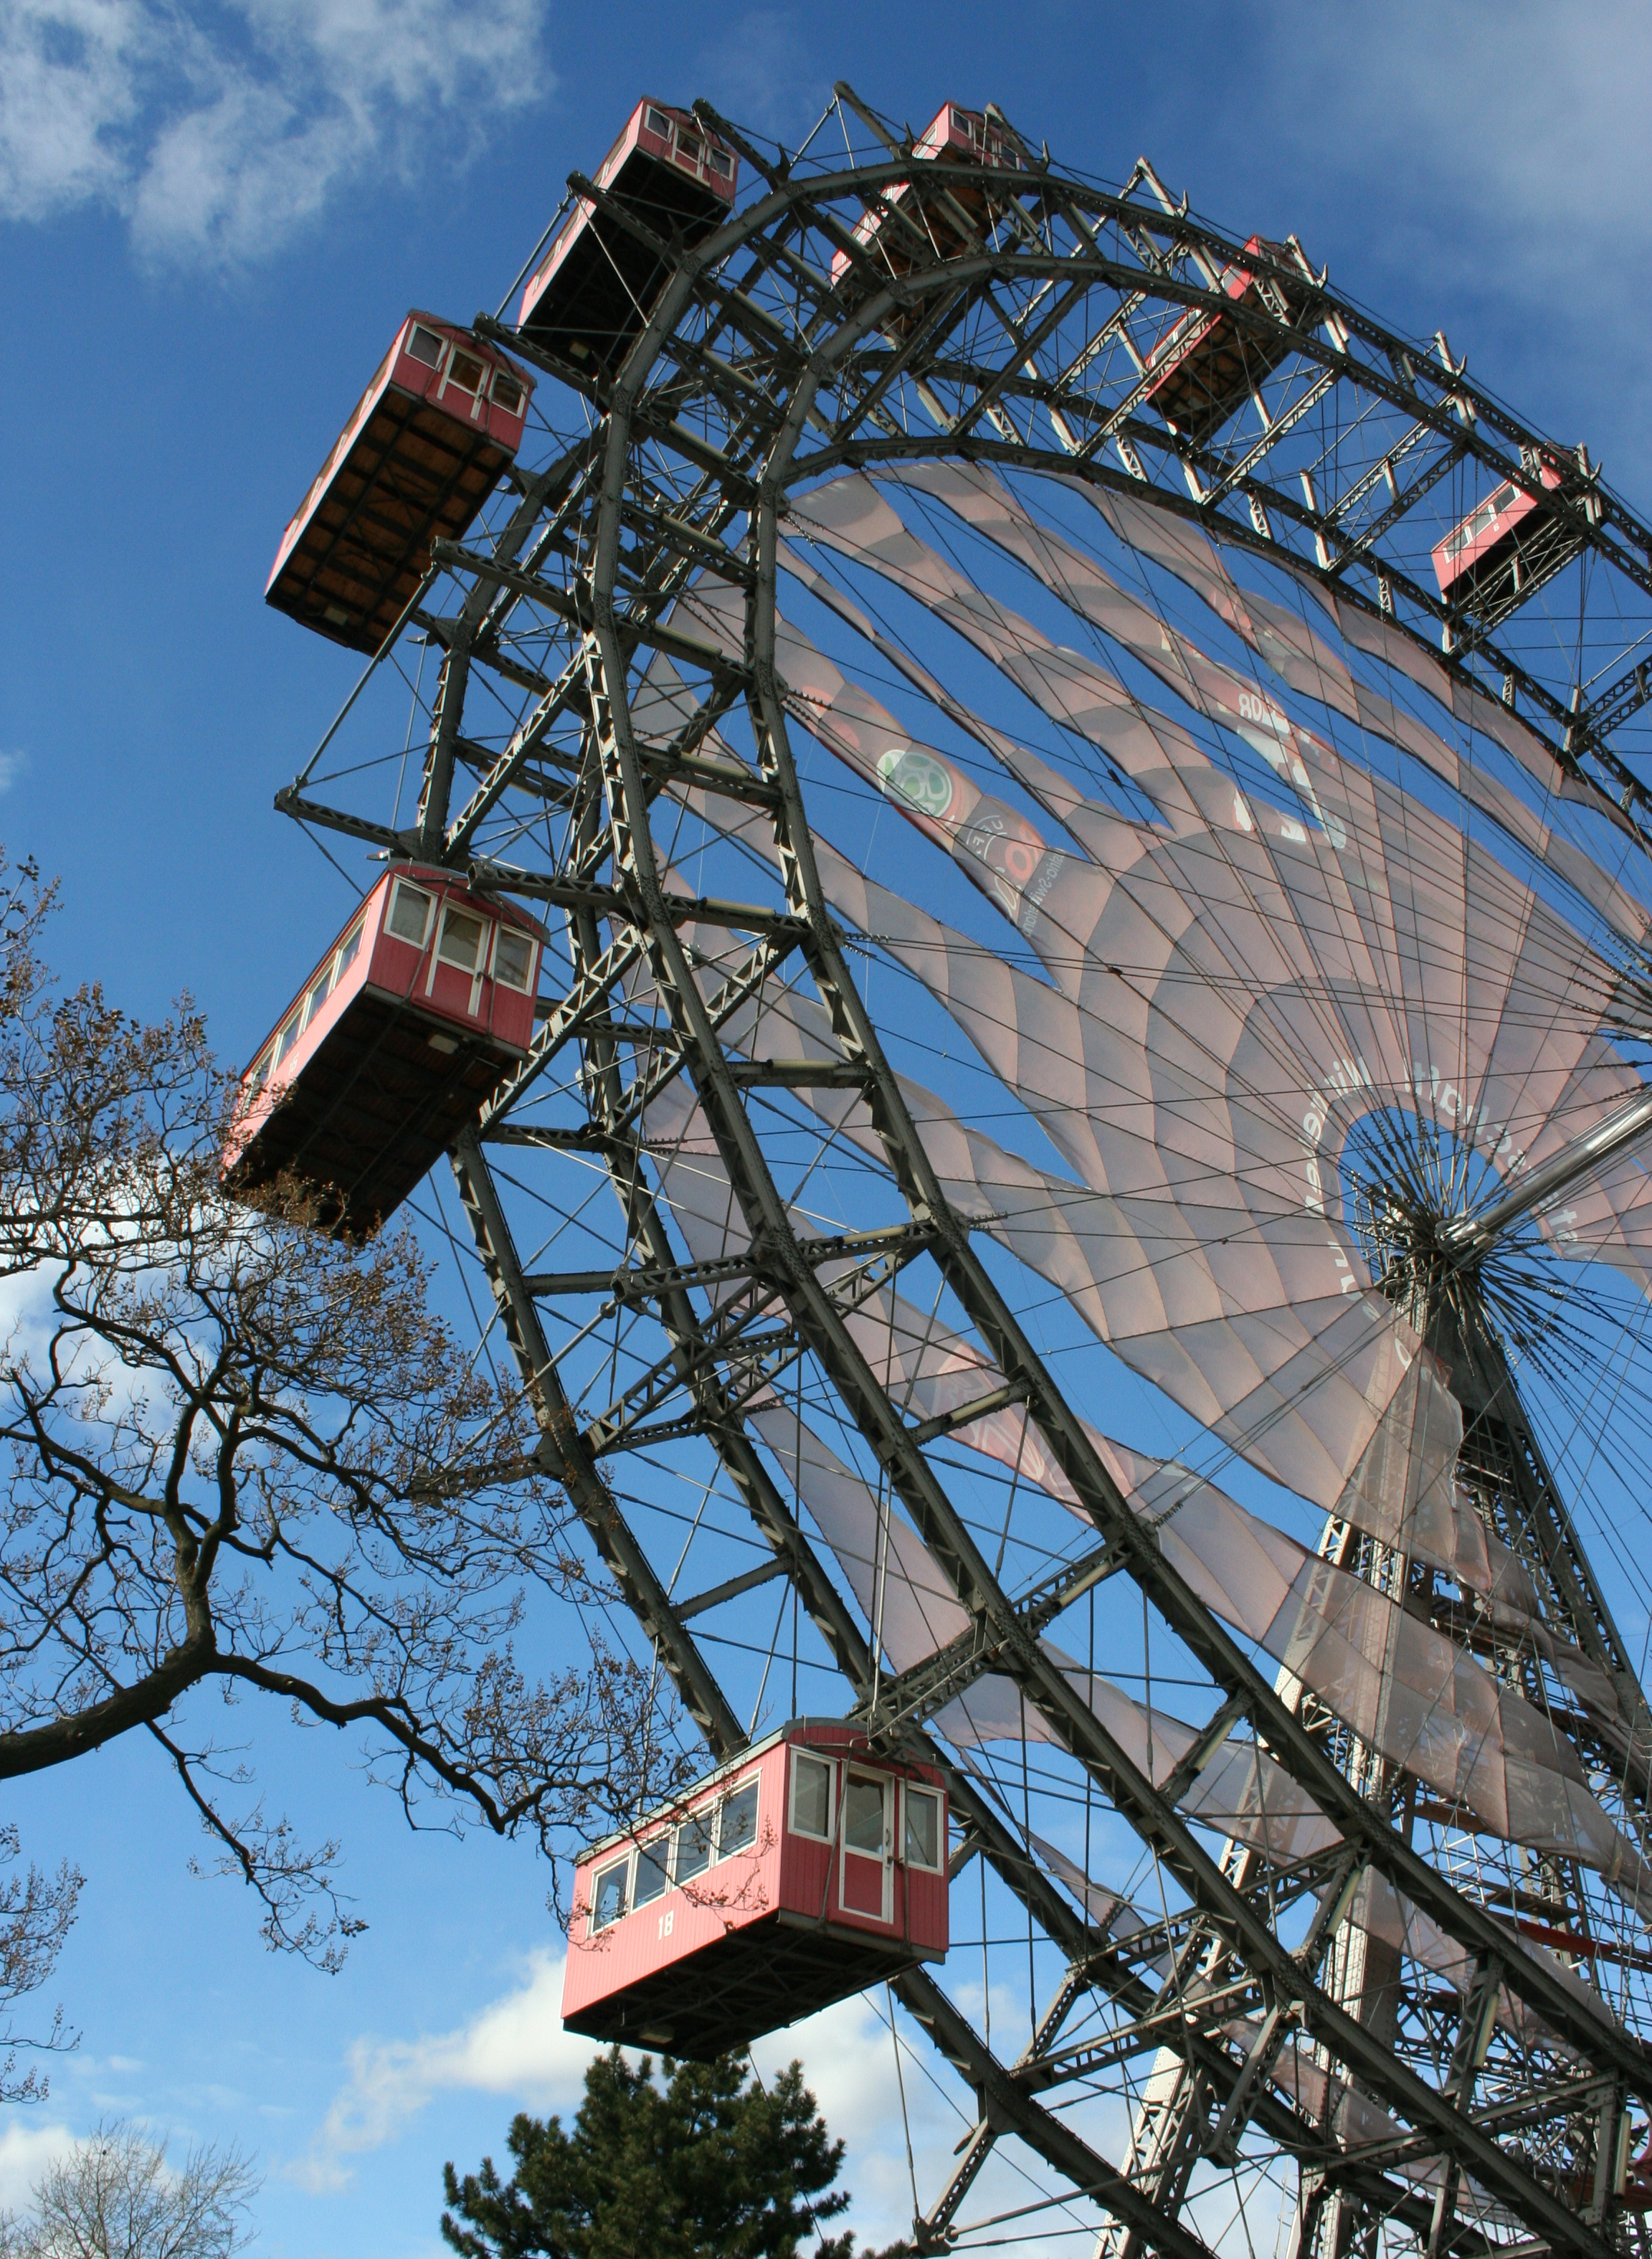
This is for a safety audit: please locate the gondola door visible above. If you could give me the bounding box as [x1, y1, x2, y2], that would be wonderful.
[840, 1769, 893, 1921]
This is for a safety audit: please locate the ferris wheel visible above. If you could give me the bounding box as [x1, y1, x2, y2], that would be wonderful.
[240, 84, 1652, 2258]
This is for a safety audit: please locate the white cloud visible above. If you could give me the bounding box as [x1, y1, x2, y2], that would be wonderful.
[751, 1987, 915, 2153]
[1266, 4, 1646, 177]
[753, 1989, 950, 2247]
[0, 1, 148, 220]
[292, 1951, 599, 2193]
[1258, 1, 1652, 308]
[0, 1266, 60, 1365]
[753, 1982, 1093, 2253]
[1192, 1, 1652, 488]
[295, 1948, 991, 2250]
[0, 2119, 77, 2212]
[0, 755, 26, 796]
[0, 0, 553, 267]
[0, 1259, 183, 1453]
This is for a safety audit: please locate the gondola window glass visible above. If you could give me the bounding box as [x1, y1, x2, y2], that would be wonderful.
[905, 1786, 941, 1871]
[845, 1775, 886, 1855]
[633, 1839, 670, 1906]
[592, 1857, 629, 1930]
[437, 906, 486, 972]
[675, 1813, 713, 1882]
[407, 325, 444, 367]
[387, 883, 431, 945]
[718, 1783, 759, 1858]
[494, 929, 533, 990]
[790, 1753, 832, 1840]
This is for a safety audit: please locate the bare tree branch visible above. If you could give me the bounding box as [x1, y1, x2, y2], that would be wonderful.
[2, 2118, 258, 2259]
[0, 849, 690, 1967]
[0, 1825, 80, 2102]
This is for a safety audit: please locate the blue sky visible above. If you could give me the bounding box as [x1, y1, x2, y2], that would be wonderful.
[2, 3, 1651, 2253]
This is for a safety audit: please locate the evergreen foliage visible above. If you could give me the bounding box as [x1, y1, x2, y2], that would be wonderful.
[442, 2049, 911, 2259]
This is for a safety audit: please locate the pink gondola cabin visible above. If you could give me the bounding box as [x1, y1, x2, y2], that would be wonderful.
[518, 100, 738, 375]
[223, 866, 544, 1239]
[1431, 456, 1580, 628]
[563, 1723, 949, 2059]
[830, 102, 1022, 335]
[1143, 235, 1314, 445]
[266, 312, 534, 654]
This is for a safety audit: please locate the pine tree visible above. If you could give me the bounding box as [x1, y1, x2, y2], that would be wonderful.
[441, 2050, 911, 2259]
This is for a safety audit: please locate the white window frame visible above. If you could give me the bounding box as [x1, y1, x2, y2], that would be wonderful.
[435, 900, 490, 974]
[439, 346, 488, 410]
[429, 899, 493, 1012]
[302, 918, 361, 1031]
[715, 1773, 761, 1862]
[591, 1852, 631, 1931]
[632, 1833, 671, 1907]
[302, 962, 335, 1031]
[672, 1806, 715, 1885]
[839, 1768, 893, 1923]
[901, 1782, 944, 1874]
[842, 1769, 891, 1860]
[490, 922, 537, 995]
[787, 1749, 835, 1843]
[644, 105, 672, 141]
[405, 323, 446, 371]
[386, 878, 432, 949]
[333, 919, 364, 986]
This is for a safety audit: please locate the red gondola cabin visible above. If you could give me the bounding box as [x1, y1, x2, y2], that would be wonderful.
[223, 866, 545, 1239]
[830, 102, 1022, 334]
[562, 1723, 949, 2058]
[265, 313, 534, 654]
[1431, 457, 1581, 629]
[518, 100, 738, 374]
[1144, 236, 1315, 446]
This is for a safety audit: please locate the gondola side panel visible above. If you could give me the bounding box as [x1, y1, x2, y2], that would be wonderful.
[561, 1743, 787, 2030]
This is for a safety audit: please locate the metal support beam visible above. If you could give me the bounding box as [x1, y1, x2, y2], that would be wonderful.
[1441, 1084, 1652, 1259]
[893, 1963, 1228, 2259]
[431, 540, 749, 686]
[448, 1127, 742, 1755]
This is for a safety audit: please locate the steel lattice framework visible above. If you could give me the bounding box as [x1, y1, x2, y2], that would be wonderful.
[274, 88, 1652, 2258]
